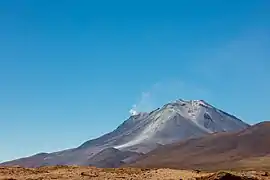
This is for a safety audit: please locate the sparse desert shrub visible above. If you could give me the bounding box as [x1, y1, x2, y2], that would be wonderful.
[80, 171, 98, 177]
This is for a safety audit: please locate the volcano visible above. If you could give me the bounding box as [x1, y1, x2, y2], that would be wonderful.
[1, 99, 249, 167]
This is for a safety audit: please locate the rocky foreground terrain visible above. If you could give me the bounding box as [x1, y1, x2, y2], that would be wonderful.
[1, 166, 270, 180]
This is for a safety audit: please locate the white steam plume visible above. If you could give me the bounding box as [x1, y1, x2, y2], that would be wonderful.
[129, 104, 138, 116]
[129, 80, 211, 116]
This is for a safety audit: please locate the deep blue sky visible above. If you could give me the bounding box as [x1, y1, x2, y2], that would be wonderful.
[0, 0, 269, 162]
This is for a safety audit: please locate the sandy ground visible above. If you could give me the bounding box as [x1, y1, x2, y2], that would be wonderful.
[0, 166, 269, 180]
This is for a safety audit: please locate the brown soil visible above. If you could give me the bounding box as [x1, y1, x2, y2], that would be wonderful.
[0, 166, 206, 180]
[0, 166, 269, 180]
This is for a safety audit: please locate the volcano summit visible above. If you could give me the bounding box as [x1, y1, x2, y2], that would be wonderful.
[1, 99, 249, 167]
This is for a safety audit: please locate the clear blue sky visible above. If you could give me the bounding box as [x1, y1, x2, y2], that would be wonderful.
[0, 0, 269, 162]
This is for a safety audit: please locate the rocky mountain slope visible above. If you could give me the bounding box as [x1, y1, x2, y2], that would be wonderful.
[1, 99, 249, 167]
[129, 121, 270, 171]
[87, 148, 142, 168]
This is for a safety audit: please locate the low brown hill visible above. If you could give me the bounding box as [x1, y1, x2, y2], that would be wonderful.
[0, 153, 49, 167]
[129, 121, 270, 171]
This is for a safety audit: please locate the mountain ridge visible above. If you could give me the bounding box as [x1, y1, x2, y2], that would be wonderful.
[128, 121, 270, 171]
[0, 99, 250, 167]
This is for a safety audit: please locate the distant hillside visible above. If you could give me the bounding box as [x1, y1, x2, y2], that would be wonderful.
[129, 121, 270, 171]
[87, 148, 142, 168]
